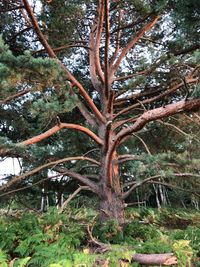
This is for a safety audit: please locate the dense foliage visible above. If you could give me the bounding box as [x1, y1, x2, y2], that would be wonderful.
[0, 207, 200, 266]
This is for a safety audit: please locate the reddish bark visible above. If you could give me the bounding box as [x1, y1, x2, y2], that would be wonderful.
[18, 123, 103, 146]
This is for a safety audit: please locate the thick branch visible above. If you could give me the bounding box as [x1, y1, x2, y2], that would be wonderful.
[106, 98, 200, 180]
[89, 26, 101, 92]
[117, 99, 200, 144]
[18, 123, 103, 146]
[0, 157, 99, 193]
[109, 9, 122, 66]
[22, 0, 104, 124]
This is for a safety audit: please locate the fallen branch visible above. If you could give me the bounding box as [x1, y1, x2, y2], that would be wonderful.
[132, 253, 177, 265]
[87, 219, 177, 265]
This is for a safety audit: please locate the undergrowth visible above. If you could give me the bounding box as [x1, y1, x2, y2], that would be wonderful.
[0, 207, 199, 266]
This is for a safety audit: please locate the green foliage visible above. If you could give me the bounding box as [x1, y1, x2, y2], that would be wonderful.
[0, 250, 8, 267]
[173, 240, 193, 267]
[93, 220, 124, 244]
[40, 0, 85, 50]
[170, 226, 200, 256]
[0, 37, 65, 96]
[0, 208, 200, 266]
[124, 221, 161, 243]
[13, 257, 31, 267]
[0, 209, 86, 267]
[158, 209, 194, 229]
[104, 246, 134, 267]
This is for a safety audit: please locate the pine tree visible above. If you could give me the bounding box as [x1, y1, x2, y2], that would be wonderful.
[0, 0, 200, 224]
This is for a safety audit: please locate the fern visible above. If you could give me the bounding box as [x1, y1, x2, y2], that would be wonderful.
[0, 249, 8, 267]
[13, 257, 31, 267]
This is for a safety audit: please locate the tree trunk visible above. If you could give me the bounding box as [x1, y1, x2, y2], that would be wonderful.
[99, 186, 125, 224]
[99, 144, 125, 224]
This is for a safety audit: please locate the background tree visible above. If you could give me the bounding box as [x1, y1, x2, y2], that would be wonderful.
[0, 0, 200, 224]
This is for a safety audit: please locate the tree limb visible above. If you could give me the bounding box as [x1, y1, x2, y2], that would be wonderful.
[106, 98, 200, 182]
[17, 123, 103, 146]
[94, 0, 105, 83]
[32, 44, 90, 55]
[0, 5, 24, 13]
[104, 0, 110, 99]
[123, 175, 161, 199]
[0, 157, 100, 193]
[116, 98, 200, 144]
[114, 77, 198, 119]
[0, 89, 31, 104]
[59, 186, 90, 213]
[110, 16, 160, 78]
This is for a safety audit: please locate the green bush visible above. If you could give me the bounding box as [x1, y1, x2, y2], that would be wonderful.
[93, 219, 124, 244]
[0, 209, 87, 266]
[124, 221, 161, 243]
[170, 226, 200, 256]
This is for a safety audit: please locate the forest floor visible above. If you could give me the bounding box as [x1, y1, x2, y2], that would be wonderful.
[0, 206, 200, 266]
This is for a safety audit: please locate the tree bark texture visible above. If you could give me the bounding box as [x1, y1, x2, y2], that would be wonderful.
[132, 253, 177, 265]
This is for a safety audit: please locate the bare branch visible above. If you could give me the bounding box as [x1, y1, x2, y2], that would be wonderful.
[148, 181, 200, 195]
[123, 172, 200, 199]
[0, 5, 24, 13]
[158, 119, 200, 143]
[32, 44, 90, 55]
[132, 133, 152, 155]
[110, 16, 160, 78]
[118, 154, 142, 164]
[0, 173, 63, 197]
[17, 123, 103, 146]
[0, 89, 31, 104]
[0, 157, 100, 193]
[123, 175, 160, 199]
[114, 77, 198, 119]
[114, 70, 147, 81]
[59, 186, 90, 213]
